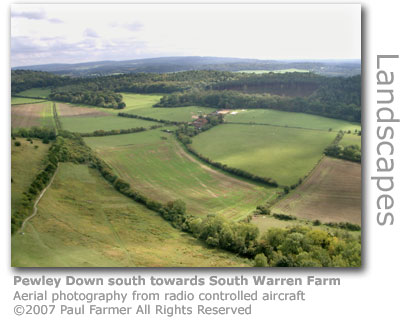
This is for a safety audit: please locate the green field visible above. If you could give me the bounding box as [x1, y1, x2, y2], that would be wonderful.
[17, 88, 51, 98]
[121, 93, 163, 112]
[225, 109, 361, 132]
[191, 124, 336, 186]
[85, 128, 276, 220]
[11, 163, 250, 267]
[11, 97, 46, 105]
[11, 138, 50, 217]
[340, 133, 361, 148]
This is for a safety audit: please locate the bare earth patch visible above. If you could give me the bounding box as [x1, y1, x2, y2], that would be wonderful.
[272, 157, 361, 225]
[11, 103, 46, 128]
[57, 103, 109, 117]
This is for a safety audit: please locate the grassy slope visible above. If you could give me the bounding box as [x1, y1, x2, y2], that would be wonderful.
[191, 124, 336, 186]
[85, 129, 276, 220]
[225, 109, 361, 132]
[11, 138, 50, 217]
[11, 163, 250, 267]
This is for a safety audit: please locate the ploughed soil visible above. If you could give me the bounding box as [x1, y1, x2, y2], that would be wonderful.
[57, 103, 110, 117]
[273, 157, 361, 225]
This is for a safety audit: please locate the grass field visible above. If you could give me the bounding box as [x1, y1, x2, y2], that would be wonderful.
[85, 128, 277, 220]
[191, 124, 336, 186]
[11, 163, 250, 267]
[121, 93, 163, 112]
[11, 138, 50, 217]
[11, 102, 54, 129]
[225, 109, 361, 132]
[11, 97, 46, 105]
[340, 133, 361, 148]
[270, 157, 361, 225]
[17, 88, 51, 98]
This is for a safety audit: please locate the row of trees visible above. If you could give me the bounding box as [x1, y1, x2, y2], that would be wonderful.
[117, 112, 184, 125]
[79, 125, 162, 137]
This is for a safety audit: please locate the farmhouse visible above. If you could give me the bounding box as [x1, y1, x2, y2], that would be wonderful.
[192, 117, 208, 129]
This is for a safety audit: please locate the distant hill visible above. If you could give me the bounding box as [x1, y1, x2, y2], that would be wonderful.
[12, 56, 361, 77]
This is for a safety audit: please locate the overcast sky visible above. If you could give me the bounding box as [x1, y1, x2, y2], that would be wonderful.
[11, 4, 361, 67]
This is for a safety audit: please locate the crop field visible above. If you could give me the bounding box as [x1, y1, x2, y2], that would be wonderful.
[57, 103, 158, 133]
[11, 138, 50, 217]
[191, 124, 336, 186]
[85, 129, 277, 220]
[11, 97, 46, 105]
[11, 102, 54, 129]
[340, 133, 361, 148]
[11, 163, 250, 267]
[17, 87, 51, 98]
[225, 108, 361, 132]
[270, 157, 361, 225]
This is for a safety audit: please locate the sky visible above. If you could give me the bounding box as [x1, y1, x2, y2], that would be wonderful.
[10, 4, 361, 67]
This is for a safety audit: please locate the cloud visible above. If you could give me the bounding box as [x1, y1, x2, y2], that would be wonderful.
[11, 9, 63, 24]
[123, 21, 143, 31]
[83, 28, 99, 38]
[11, 10, 46, 20]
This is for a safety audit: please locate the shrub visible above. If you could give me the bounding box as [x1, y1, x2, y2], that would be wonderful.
[14, 141, 21, 147]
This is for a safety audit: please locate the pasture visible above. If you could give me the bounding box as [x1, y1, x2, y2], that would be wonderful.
[191, 124, 336, 186]
[11, 102, 54, 129]
[11, 163, 250, 267]
[225, 108, 361, 132]
[85, 129, 277, 220]
[271, 157, 361, 225]
[11, 138, 50, 217]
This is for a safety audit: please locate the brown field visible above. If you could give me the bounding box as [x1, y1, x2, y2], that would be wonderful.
[11, 103, 49, 128]
[271, 157, 361, 225]
[57, 103, 109, 117]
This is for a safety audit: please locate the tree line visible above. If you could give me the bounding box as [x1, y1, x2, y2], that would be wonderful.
[79, 125, 162, 137]
[117, 112, 184, 125]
